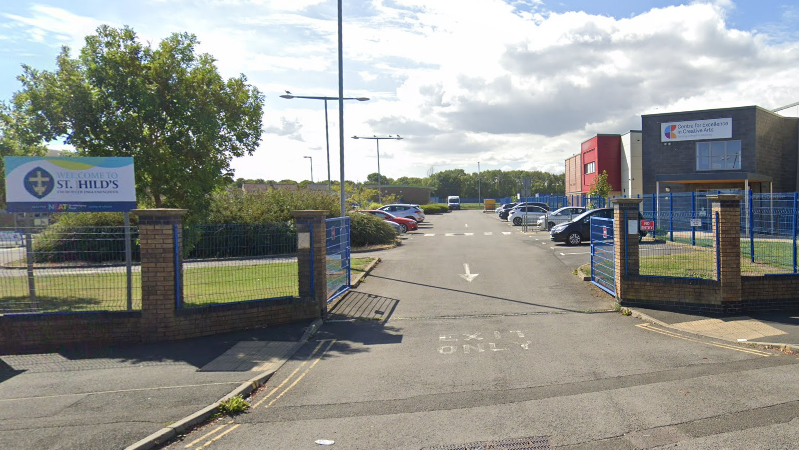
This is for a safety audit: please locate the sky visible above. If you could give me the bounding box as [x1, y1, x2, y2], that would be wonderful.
[1, 0, 799, 184]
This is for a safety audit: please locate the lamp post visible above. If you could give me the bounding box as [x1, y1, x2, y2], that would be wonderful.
[303, 156, 313, 182]
[280, 94, 370, 193]
[351, 135, 403, 204]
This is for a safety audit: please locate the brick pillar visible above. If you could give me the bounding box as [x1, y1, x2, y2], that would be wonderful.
[133, 209, 187, 343]
[710, 194, 742, 307]
[292, 211, 328, 317]
[613, 198, 643, 301]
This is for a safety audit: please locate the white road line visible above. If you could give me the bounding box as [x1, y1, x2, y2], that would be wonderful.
[484, 232, 493, 235]
[424, 234, 435, 237]
[502, 232, 511, 235]
[445, 233, 455, 236]
[465, 233, 474, 236]
[560, 252, 589, 255]
[465, 224, 469, 228]
[541, 242, 547, 244]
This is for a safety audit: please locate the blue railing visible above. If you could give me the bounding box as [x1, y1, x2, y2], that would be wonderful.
[326, 217, 351, 302]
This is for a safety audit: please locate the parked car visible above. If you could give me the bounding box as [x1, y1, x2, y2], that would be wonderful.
[498, 202, 550, 220]
[496, 202, 518, 215]
[361, 210, 418, 233]
[386, 220, 404, 235]
[508, 205, 549, 226]
[447, 196, 461, 210]
[536, 206, 587, 230]
[550, 208, 647, 245]
[378, 204, 425, 223]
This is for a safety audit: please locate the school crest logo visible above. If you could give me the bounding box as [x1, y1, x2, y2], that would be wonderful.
[24, 167, 54, 199]
[663, 125, 677, 140]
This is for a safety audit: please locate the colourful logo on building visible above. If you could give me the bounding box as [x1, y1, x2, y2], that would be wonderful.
[664, 125, 677, 140]
[24, 167, 54, 199]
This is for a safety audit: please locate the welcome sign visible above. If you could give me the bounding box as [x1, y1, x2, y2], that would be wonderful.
[4, 156, 137, 213]
[661, 118, 732, 142]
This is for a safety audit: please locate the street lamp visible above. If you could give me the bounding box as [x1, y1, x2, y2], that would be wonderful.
[280, 94, 370, 193]
[303, 156, 313, 182]
[351, 135, 403, 203]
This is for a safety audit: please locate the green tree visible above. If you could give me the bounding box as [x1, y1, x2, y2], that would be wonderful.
[587, 170, 612, 207]
[0, 103, 49, 206]
[12, 25, 264, 215]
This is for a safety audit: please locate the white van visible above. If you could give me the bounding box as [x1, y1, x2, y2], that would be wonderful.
[447, 196, 461, 210]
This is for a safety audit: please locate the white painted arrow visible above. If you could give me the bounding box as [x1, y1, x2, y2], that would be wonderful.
[459, 263, 479, 282]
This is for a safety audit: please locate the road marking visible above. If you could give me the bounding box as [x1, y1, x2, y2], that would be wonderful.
[465, 224, 469, 227]
[484, 232, 493, 235]
[560, 252, 590, 255]
[459, 263, 479, 282]
[465, 233, 474, 236]
[184, 422, 233, 448]
[502, 232, 511, 235]
[424, 233, 435, 236]
[263, 339, 336, 408]
[635, 324, 772, 357]
[250, 340, 328, 408]
[199, 424, 241, 449]
[541, 242, 547, 245]
[445, 233, 455, 236]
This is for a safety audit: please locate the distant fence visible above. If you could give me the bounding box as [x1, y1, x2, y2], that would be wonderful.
[434, 194, 604, 210]
[180, 223, 299, 308]
[0, 226, 139, 314]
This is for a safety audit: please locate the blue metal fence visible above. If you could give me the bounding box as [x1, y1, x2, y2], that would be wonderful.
[590, 217, 615, 296]
[326, 217, 351, 302]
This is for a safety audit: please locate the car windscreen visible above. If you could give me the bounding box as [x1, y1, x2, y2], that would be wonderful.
[570, 209, 605, 223]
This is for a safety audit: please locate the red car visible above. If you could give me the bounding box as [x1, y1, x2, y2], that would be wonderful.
[361, 210, 418, 233]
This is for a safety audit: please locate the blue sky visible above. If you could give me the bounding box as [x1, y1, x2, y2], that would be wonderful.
[2, 1, 799, 183]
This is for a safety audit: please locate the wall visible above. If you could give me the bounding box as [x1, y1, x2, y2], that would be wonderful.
[620, 131, 643, 197]
[581, 137, 598, 192]
[755, 108, 798, 193]
[641, 106, 758, 194]
[565, 154, 582, 195]
[596, 135, 622, 191]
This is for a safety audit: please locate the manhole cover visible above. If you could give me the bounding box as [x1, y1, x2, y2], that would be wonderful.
[422, 436, 550, 450]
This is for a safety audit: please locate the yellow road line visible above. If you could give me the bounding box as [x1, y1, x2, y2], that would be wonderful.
[265, 339, 336, 408]
[636, 323, 771, 356]
[250, 340, 328, 409]
[184, 422, 232, 448]
[199, 423, 241, 449]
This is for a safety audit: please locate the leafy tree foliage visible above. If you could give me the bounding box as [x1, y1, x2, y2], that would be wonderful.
[587, 170, 612, 207]
[0, 103, 48, 206]
[11, 25, 264, 215]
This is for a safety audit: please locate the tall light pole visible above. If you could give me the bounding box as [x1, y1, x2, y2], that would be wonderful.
[477, 161, 481, 205]
[351, 135, 403, 204]
[303, 156, 313, 182]
[279, 94, 370, 192]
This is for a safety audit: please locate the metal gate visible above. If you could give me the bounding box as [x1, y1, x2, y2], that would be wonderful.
[325, 217, 351, 302]
[590, 217, 615, 296]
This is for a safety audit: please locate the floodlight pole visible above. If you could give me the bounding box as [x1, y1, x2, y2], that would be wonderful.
[351, 135, 403, 204]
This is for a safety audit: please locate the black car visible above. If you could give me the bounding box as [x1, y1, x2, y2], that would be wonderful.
[498, 202, 550, 220]
[550, 208, 647, 245]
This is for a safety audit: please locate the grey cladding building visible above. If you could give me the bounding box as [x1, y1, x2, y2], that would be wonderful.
[641, 106, 799, 195]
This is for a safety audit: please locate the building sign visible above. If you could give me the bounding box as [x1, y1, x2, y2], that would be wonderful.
[640, 220, 655, 231]
[661, 118, 732, 142]
[4, 157, 136, 213]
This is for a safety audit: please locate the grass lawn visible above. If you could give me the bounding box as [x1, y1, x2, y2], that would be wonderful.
[0, 256, 375, 313]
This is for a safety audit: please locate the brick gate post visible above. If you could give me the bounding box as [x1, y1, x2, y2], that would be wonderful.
[292, 211, 329, 317]
[613, 198, 643, 301]
[132, 209, 187, 343]
[709, 194, 742, 310]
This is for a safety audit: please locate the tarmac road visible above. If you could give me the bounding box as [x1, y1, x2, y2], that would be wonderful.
[164, 210, 799, 450]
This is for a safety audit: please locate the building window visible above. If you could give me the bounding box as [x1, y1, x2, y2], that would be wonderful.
[696, 141, 741, 171]
[584, 162, 595, 174]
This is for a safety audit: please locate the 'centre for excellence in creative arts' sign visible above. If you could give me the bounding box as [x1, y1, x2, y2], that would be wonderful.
[4, 156, 137, 213]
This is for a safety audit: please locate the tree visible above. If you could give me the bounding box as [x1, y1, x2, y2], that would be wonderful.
[12, 25, 264, 215]
[587, 170, 613, 208]
[0, 103, 48, 207]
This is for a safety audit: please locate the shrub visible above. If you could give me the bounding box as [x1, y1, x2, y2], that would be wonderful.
[422, 204, 449, 214]
[218, 395, 249, 416]
[348, 212, 397, 247]
[32, 213, 139, 264]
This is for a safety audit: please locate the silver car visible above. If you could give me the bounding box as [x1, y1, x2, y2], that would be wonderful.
[378, 204, 425, 223]
[537, 207, 587, 230]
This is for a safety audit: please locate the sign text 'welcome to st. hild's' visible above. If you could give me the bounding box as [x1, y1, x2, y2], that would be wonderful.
[661, 118, 732, 142]
[4, 156, 137, 213]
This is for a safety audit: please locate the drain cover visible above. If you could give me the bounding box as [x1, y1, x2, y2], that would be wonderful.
[421, 436, 550, 450]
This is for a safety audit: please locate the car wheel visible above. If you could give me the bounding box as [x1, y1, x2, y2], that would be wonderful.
[512, 217, 522, 226]
[399, 223, 408, 233]
[567, 232, 582, 246]
[547, 222, 555, 230]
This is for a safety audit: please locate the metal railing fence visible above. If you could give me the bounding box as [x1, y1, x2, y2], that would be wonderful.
[0, 226, 139, 313]
[180, 223, 298, 308]
[635, 210, 716, 279]
[326, 217, 350, 302]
